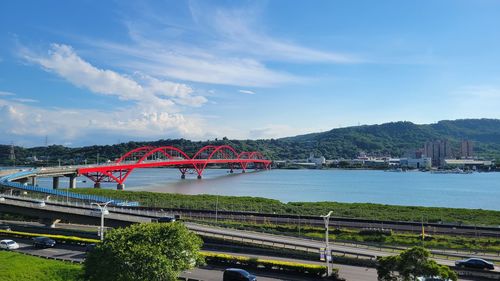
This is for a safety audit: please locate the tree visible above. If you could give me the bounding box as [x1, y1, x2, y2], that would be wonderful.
[84, 223, 204, 281]
[377, 247, 457, 281]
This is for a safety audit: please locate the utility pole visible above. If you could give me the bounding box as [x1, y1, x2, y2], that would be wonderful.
[321, 211, 333, 277]
[9, 142, 16, 167]
[97, 153, 100, 165]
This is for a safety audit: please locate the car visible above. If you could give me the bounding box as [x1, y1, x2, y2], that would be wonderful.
[90, 209, 109, 216]
[0, 224, 11, 231]
[0, 239, 19, 250]
[32, 237, 56, 248]
[37, 201, 45, 207]
[85, 243, 96, 253]
[223, 268, 257, 281]
[157, 216, 176, 223]
[455, 258, 494, 270]
[416, 276, 451, 281]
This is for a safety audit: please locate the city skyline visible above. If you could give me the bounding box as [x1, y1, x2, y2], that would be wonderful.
[2, 1, 500, 146]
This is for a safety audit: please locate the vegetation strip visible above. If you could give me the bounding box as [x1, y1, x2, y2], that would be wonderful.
[201, 252, 332, 277]
[0, 250, 84, 281]
[72, 189, 500, 226]
[0, 229, 100, 244]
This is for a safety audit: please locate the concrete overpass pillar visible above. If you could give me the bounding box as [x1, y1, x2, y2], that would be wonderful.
[52, 177, 60, 189]
[117, 183, 125, 190]
[94, 182, 101, 188]
[30, 176, 37, 186]
[69, 175, 77, 189]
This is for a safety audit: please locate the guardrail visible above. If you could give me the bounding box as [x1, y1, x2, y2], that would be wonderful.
[0, 169, 138, 206]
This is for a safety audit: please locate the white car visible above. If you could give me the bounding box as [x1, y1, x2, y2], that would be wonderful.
[0, 239, 19, 250]
[416, 277, 451, 281]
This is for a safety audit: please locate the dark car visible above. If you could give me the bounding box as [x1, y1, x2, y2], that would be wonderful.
[0, 224, 11, 231]
[85, 243, 96, 253]
[32, 237, 56, 248]
[223, 268, 257, 281]
[455, 258, 494, 270]
[157, 216, 176, 223]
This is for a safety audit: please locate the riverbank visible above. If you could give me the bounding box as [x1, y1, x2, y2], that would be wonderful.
[72, 189, 500, 226]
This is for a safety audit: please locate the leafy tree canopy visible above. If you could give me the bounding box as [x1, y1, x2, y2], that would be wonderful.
[84, 223, 203, 281]
[377, 247, 457, 281]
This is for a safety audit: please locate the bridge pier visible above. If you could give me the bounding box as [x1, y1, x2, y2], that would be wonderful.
[52, 177, 59, 189]
[69, 175, 76, 189]
[94, 182, 101, 188]
[117, 183, 125, 190]
[30, 176, 37, 186]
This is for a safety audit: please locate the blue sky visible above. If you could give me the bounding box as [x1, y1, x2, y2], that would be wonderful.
[1, 0, 500, 147]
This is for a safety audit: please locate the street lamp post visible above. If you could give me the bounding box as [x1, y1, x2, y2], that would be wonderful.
[321, 211, 333, 276]
[91, 201, 112, 241]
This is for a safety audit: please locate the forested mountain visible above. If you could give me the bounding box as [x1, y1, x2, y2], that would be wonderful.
[1, 119, 500, 165]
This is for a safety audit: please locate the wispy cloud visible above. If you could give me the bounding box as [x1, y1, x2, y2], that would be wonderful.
[78, 1, 358, 88]
[20, 43, 207, 110]
[239, 90, 255, 95]
[0, 91, 15, 97]
[12, 98, 38, 103]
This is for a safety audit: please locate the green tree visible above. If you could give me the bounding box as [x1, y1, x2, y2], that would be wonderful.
[377, 247, 457, 281]
[84, 223, 203, 281]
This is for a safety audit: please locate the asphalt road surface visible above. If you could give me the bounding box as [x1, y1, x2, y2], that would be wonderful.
[2, 236, 480, 281]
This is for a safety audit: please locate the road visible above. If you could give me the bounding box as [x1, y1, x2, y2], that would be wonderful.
[3, 236, 378, 280]
[2, 236, 480, 281]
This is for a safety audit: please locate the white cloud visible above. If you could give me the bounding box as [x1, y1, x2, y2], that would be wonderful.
[21, 44, 207, 109]
[0, 91, 15, 96]
[11, 98, 38, 103]
[447, 85, 500, 118]
[77, 2, 359, 88]
[248, 124, 306, 139]
[4, 43, 213, 145]
[238, 90, 255, 95]
[0, 99, 206, 145]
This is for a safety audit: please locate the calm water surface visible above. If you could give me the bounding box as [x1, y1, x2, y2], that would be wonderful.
[33, 168, 500, 210]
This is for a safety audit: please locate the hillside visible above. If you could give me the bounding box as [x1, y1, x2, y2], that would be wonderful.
[1, 119, 500, 164]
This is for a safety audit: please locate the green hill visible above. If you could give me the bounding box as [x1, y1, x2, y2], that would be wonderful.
[1, 119, 500, 164]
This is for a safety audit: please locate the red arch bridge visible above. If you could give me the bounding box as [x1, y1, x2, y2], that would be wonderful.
[77, 145, 272, 190]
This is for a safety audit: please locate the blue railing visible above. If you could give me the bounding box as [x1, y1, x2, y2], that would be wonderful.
[0, 169, 139, 207]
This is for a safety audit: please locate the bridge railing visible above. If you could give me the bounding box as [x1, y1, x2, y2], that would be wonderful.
[0, 170, 138, 207]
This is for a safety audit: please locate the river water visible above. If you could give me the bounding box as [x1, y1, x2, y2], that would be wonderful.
[30, 168, 500, 210]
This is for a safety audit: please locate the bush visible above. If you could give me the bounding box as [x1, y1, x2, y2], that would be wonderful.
[84, 223, 203, 281]
[201, 252, 332, 277]
[0, 229, 99, 245]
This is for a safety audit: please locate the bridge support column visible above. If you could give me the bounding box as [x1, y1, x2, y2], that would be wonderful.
[117, 183, 125, 190]
[69, 175, 76, 189]
[94, 182, 101, 188]
[52, 177, 60, 189]
[30, 176, 37, 186]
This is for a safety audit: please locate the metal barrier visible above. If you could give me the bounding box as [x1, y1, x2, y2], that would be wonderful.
[0, 169, 138, 206]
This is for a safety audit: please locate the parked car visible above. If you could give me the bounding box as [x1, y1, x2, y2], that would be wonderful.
[32, 237, 56, 248]
[455, 258, 494, 270]
[157, 216, 176, 223]
[0, 224, 11, 231]
[223, 268, 257, 281]
[0, 239, 19, 250]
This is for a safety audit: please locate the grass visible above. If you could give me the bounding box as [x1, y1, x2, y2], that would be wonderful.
[0, 251, 84, 281]
[191, 219, 500, 253]
[71, 188, 500, 226]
